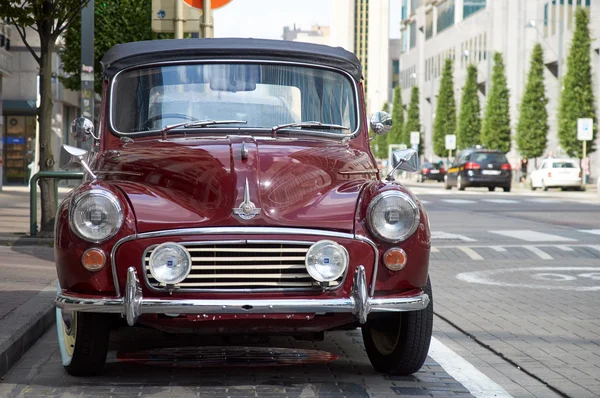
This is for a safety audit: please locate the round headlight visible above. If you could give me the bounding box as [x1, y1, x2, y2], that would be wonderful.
[69, 190, 124, 243]
[367, 191, 420, 243]
[149, 242, 192, 285]
[305, 240, 348, 282]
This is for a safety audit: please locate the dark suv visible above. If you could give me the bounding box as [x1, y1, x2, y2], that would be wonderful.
[444, 147, 512, 192]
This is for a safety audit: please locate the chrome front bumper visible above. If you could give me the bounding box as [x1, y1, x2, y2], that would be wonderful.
[55, 266, 430, 327]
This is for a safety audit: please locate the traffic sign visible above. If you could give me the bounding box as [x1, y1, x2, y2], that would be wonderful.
[577, 118, 593, 141]
[183, 0, 232, 9]
[410, 131, 420, 145]
[445, 134, 456, 150]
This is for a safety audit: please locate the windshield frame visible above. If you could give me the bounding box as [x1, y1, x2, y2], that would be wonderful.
[108, 59, 361, 139]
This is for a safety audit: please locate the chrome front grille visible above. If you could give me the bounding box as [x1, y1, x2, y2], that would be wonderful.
[144, 241, 340, 291]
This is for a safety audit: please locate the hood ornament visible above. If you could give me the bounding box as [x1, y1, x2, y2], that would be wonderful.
[241, 143, 249, 160]
[233, 178, 261, 220]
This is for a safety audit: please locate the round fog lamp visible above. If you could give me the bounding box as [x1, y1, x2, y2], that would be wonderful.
[305, 240, 348, 282]
[81, 248, 106, 271]
[383, 248, 407, 271]
[149, 242, 192, 285]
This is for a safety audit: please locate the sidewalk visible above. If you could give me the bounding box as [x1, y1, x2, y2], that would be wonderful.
[0, 246, 56, 377]
[0, 185, 72, 240]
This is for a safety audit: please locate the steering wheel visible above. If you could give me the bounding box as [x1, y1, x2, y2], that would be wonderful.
[141, 114, 198, 130]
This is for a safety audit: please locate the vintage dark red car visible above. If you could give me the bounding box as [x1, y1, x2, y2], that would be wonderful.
[54, 38, 432, 377]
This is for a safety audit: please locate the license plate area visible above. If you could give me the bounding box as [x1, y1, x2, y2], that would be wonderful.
[482, 170, 501, 175]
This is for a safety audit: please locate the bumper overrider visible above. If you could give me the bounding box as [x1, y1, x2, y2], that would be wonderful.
[55, 266, 430, 327]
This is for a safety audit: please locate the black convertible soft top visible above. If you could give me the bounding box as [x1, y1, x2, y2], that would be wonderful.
[101, 38, 362, 80]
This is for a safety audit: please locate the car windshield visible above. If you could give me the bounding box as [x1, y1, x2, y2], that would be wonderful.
[111, 63, 357, 135]
[552, 161, 577, 168]
[469, 152, 508, 163]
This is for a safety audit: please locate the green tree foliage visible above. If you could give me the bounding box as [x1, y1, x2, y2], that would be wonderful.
[456, 65, 481, 149]
[370, 102, 390, 158]
[387, 86, 405, 146]
[0, 0, 89, 234]
[405, 86, 422, 155]
[517, 43, 549, 159]
[60, 0, 170, 94]
[558, 7, 597, 157]
[481, 52, 511, 153]
[433, 59, 456, 157]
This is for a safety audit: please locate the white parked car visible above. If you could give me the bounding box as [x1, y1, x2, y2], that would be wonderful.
[531, 158, 582, 191]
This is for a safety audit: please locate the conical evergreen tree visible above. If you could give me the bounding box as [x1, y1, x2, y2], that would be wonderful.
[517, 43, 549, 160]
[405, 86, 422, 154]
[374, 102, 390, 159]
[433, 59, 457, 157]
[558, 7, 597, 157]
[481, 52, 511, 153]
[388, 86, 405, 146]
[456, 64, 481, 149]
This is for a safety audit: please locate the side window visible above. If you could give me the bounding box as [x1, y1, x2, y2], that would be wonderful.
[541, 161, 548, 169]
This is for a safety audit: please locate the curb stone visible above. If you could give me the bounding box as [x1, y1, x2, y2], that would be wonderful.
[0, 234, 54, 247]
[0, 282, 56, 377]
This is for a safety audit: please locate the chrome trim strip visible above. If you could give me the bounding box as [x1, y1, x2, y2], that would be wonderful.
[56, 266, 429, 327]
[338, 170, 378, 175]
[110, 227, 378, 297]
[108, 59, 361, 139]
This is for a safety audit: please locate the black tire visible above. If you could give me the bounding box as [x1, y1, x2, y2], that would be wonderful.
[63, 312, 111, 376]
[457, 175, 466, 191]
[503, 186, 511, 192]
[362, 278, 433, 375]
[488, 186, 495, 192]
[444, 176, 452, 190]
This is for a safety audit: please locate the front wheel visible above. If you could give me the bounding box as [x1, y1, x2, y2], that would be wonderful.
[457, 175, 466, 191]
[57, 294, 110, 376]
[362, 278, 433, 375]
[503, 186, 511, 192]
[444, 175, 452, 190]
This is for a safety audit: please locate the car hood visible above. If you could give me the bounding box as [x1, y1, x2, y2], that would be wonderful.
[95, 136, 377, 233]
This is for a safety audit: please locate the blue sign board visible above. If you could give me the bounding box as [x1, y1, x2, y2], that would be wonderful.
[1, 137, 25, 145]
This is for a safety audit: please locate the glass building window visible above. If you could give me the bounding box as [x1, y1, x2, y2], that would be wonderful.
[437, 0, 455, 33]
[409, 22, 417, 49]
[463, 0, 486, 19]
[410, 0, 421, 14]
[402, 0, 408, 20]
[401, 31, 408, 53]
[425, 10, 434, 39]
[544, 3, 549, 37]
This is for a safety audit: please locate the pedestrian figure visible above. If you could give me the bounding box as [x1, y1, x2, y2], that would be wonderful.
[581, 156, 591, 185]
[520, 157, 528, 183]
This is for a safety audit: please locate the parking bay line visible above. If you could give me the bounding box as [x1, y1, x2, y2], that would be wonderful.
[457, 247, 484, 261]
[488, 230, 575, 242]
[556, 245, 575, 252]
[428, 337, 513, 398]
[523, 246, 554, 260]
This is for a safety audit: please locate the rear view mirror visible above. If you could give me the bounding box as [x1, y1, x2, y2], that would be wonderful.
[210, 64, 260, 92]
[369, 111, 392, 135]
[393, 149, 419, 172]
[60, 145, 96, 178]
[71, 117, 95, 142]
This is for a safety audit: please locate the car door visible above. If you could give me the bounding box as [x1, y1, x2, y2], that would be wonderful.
[531, 161, 545, 187]
[446, 158, 459, 185]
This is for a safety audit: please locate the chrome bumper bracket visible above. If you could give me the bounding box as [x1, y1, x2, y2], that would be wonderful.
[55, 266, 430, 327]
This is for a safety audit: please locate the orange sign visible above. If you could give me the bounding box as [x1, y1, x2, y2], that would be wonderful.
[182, 0, 232, 9]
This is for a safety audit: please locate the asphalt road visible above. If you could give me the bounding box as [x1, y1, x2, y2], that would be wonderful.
[2, 181, 599, 397]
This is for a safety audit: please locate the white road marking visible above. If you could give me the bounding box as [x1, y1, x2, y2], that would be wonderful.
[428, 337, 513, 398]
[523, 246, 554, 260]
[457, 267, 600, 291]
[458, 247, 484, 260]
[488, 230, 575, 242]
[419, 200, 431, 204]
[556, 245, 575, 251]
[431, 247, 440, 253]
[490, 246, 507, 252]
[431, 231, 477, 242]
[441, 199, 477, 204]
[481, 199, 519, 204]
[579, 229, 600, 236]
[526, 198, 563, 203]
[588, 245, 600, 252]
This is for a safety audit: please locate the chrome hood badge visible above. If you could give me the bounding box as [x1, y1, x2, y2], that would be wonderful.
[233, 178, 261, 220]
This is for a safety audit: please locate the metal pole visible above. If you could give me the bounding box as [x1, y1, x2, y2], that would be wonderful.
[81, 0, 95, 124]
[582, 140, 587, 189]
[202, 0, 213, 38]
[175, 0, 184, 39]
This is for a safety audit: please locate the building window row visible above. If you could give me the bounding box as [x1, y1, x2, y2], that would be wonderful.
[425, 10, 434, 39]
[543, 0, 590, 37]
[460, 32, 487, 68]
[463, 0, 486, 19]
[425, 48, 456, 82]
[400, 65, 417, 90]
[409, 22, 417, 49]
[392, 60, 400, 89]
[437, 0, 455, 33]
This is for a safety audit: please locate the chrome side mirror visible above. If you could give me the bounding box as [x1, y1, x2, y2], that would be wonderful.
[386, 148, 419, 181]
[370, 111, 392, 135]
[71, 117, 95, 142]
[59, 145, 97, 178]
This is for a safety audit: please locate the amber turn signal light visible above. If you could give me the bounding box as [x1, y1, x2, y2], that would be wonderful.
[81, 248, 106, 271]
[383, 248, 407, 271]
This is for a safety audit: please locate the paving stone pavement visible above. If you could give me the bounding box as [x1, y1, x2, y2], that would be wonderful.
[429, 257, 600, 398]
[0, 327, 475, 398]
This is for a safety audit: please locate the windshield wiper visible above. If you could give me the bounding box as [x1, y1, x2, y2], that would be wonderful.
[160, 120, 247, 139]
[271, 121, 350, 137]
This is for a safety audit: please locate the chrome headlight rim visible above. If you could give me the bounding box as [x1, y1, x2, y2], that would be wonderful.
[367, 190, 420, 243]
[68, 189, 124, 244]
[305, 239, 349, 283]
[148, 242, 192, 285]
